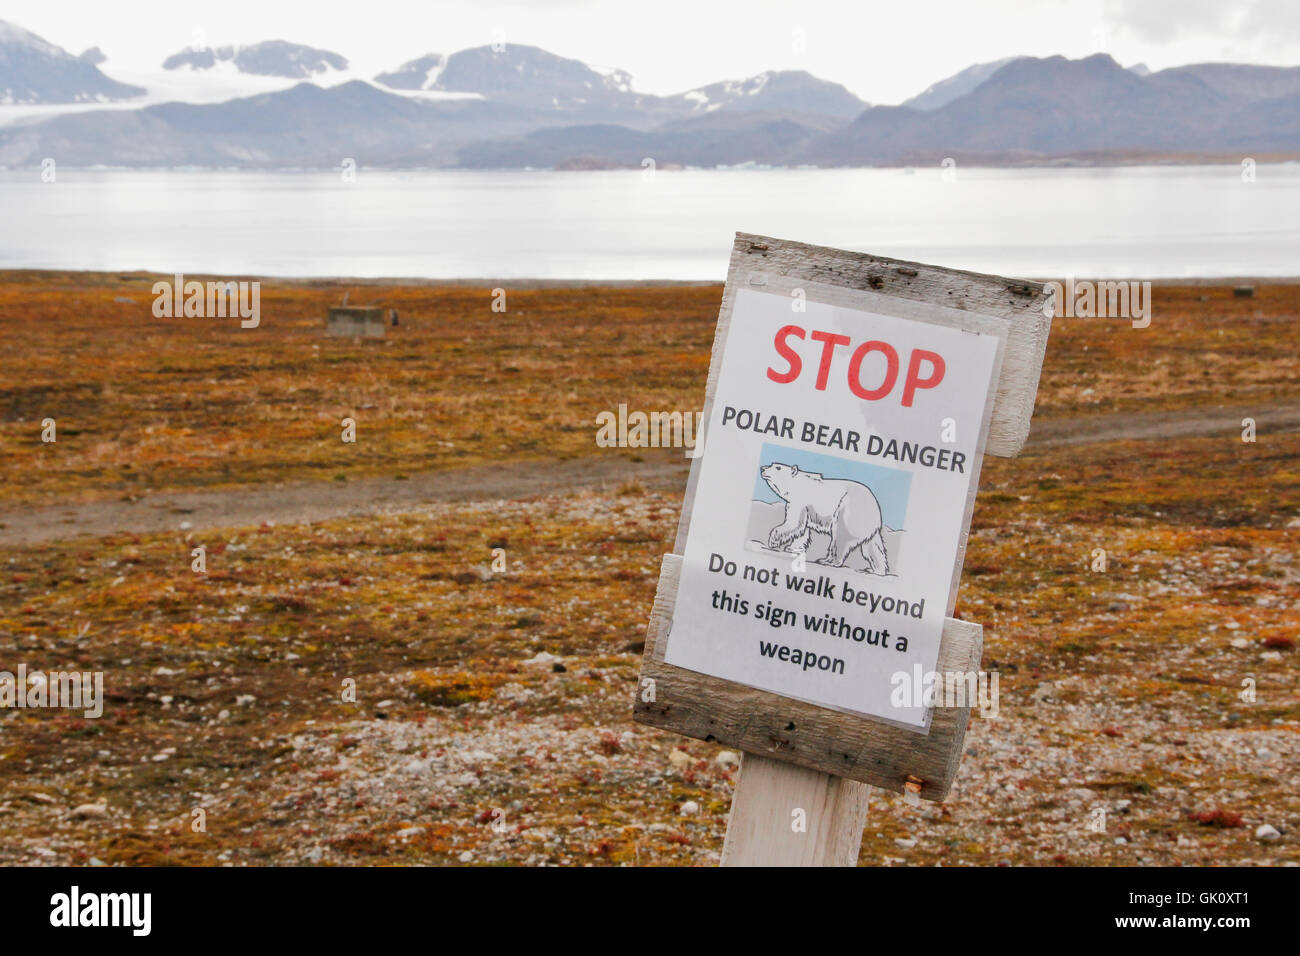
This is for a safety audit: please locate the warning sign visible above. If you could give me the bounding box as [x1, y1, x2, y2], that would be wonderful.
[661, 286, 1005, 729]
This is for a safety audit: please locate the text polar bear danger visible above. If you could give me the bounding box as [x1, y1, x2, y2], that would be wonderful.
[759, 461, 891, 574]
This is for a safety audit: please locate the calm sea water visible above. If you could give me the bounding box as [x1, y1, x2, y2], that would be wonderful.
[2, 165, 1297, 279]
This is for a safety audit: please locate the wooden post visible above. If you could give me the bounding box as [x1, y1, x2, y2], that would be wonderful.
[633, 232, 1052, 867]
[721, 754, 870, 866]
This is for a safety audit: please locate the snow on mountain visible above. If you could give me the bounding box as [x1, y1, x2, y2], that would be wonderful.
[0, 19, 144, 104]
[668, 70, 867, 119]
[374, 53, 449, 91]
[376, 44, 642, 114]
[162, 40, 349, 79]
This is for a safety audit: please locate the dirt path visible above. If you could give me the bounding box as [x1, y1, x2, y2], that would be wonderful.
[1027, 399, 1300, 448]
[2, 400, 1296, 546]
[0, 454, 693, 547]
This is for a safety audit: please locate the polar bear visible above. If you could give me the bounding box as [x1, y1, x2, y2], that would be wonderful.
[760, 462, 890, 573]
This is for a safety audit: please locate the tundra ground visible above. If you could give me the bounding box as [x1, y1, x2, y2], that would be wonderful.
[0, 275, 1295, 866]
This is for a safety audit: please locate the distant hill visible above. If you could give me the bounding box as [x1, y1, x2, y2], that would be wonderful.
[0, 81, 545, 168]
[0, 20, 144, 104]
[802, 53, 1300, 164]
[665, 70, 868, 119]
[162, 40, 348, 78]
[901, 56, 1023, 111]
[374, 44, 666, 124]
[374, 53, 448, 91]
[1149, 63, 1300, 104]
[458, 110, 843, 168]
[373, 48, 865, 127]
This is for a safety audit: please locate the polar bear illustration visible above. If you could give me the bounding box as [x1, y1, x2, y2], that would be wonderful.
[760, 462, 890, 574]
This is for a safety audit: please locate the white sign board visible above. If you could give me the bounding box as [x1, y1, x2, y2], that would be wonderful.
[661, 286, 1005, 729]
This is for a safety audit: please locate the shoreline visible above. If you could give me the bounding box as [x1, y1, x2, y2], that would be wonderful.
[3, 269, 1300, 288]
[3, 156, 1300, 172]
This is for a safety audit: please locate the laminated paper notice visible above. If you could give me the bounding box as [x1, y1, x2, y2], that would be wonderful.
[663, 288, 1003, 729]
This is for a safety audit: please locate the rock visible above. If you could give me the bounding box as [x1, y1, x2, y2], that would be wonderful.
[679, 801, 699, 816]
[668, 749, 692, 771]
[715, 750, 740, 771]
[894, 837, 917, 849]
[522, 651, 561, 668]
[1230, 637, 1249, 649]
[458, 850, 474, 862]
[70, 803, 108, 819]
[1255, 824, 1281, 843]
[495, 682, 532, 702]
[235, 694, 256, 706]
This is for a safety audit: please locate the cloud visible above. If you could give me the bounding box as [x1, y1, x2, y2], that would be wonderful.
[1104, 0, 1300, 47]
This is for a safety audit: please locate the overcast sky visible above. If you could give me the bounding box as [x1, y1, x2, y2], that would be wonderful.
[4, 0, 1298, 104]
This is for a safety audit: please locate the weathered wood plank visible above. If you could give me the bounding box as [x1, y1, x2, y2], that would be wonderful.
[636, 554, 982, 801]
[732, 234, 1047, 451]
[720, 753, 871, 866]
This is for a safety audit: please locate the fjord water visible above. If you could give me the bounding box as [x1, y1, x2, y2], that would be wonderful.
[2, 164, 1297, 279]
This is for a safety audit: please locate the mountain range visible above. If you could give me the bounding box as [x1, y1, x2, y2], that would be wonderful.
[1, 18, 1298, 169]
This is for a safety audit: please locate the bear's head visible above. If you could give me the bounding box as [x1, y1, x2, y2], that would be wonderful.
[760, 462, 799, 499]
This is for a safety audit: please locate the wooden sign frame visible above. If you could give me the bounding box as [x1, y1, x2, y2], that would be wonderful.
[633, 233, 1051, 804]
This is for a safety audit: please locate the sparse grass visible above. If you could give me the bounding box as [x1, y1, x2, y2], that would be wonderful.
[0, 274, 1297, 509]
